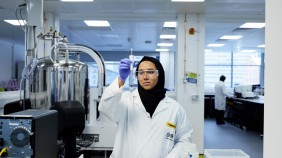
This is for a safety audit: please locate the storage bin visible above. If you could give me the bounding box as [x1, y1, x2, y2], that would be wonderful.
[204, 149, 250, 158]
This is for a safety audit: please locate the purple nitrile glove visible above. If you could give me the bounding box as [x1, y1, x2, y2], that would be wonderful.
[119, 58, 132, 82]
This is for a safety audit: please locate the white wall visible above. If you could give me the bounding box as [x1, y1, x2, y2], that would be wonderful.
[264, 0, 282, 157]
[176, 14, 205, 154]
[160, 51, 175, 91]
[0, 39, 25, 88]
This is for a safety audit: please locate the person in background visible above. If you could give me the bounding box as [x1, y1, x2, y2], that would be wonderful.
[98, 56, 197, 158]
[214, 75, 232, 125]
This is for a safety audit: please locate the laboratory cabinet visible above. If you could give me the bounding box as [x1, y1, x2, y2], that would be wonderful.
[226, 97, 264, 135]
[204, 95, 215, 118]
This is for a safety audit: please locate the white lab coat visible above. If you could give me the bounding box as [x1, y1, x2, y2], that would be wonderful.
[98, 78, 195, 158]
[214, 81, 230, 110]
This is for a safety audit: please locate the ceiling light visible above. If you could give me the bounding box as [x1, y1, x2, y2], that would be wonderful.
[4, 20, 26, 26]
[220, 35, 242, 40]
[204, 49, 213, 52]
[99, 34, 119, 38]
[157, 43, 173, 47]
[155, 49, 169, 52]
[257, 44, 265, 48]
[160, 35, 176, 39]
[163, 22, 177, 28]
[171, 0, 204, 2]
[207, 44, 225, 47]
[84, 20, 110, 27]
[240, 50, 257, 53]
[61, 0, 93, 2]
[239, 23, 265, 28]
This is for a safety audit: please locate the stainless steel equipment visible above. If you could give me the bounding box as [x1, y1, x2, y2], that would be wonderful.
[24, 33, 115, 152]
[21, 2, 115, 154]
[29, 56, 88, 110]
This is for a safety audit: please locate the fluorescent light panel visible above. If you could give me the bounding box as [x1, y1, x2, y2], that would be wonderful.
[163, 22, 177, 28]
[171, 0, 204, 2]
[160, 35, 176, 39]
[157, 43, 173, 47]
[241, 50, 257, 53]
[220, 35, 242, 40]
[257, 44, 265, 48]
[155, 49, 169, 52]
[99, 34, 119, 38]
[84, 20, 110, 27]
[204, 49, 213, 52]
[207, 44, 225, 47]
[239, 23, 265, 28]
[4, 20, 26, 26]
[61, 0, 93, 2]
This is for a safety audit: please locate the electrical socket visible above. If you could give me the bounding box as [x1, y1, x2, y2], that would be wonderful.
[191, 95, 199, 101]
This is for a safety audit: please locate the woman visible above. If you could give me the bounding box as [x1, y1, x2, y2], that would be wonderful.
[98, 56, 196, 158]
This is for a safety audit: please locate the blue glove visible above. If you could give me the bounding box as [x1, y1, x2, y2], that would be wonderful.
[119, 58, 132, 82]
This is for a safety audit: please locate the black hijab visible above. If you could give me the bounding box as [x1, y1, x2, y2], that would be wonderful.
[135, 56, 166, 117]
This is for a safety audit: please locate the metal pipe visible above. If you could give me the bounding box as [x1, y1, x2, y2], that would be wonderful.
[59, 44, 106, 97]
[58, 42, 69, 64]
[184, 14, 187, 78]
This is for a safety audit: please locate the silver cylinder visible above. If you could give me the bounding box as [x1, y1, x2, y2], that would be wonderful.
[29, 57, 88, 109]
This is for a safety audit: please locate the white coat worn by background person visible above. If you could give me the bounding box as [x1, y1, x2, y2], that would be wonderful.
[99, 78, 198, 158]
[214, 75, 233, 125]
[214, 80, 230, 111]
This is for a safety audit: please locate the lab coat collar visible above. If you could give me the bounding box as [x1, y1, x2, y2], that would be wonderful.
[132, 88, 139, 97]
[132, 89, 149, 115]
[153, 97, 170, 116]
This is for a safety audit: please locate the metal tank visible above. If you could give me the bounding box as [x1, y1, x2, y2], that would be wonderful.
[29, 56, 88, 110]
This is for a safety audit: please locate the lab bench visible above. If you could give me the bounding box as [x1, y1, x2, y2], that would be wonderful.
[204, 95, 264, 136]
[226, 97, 264, 135]
[0, 91, 22, 115]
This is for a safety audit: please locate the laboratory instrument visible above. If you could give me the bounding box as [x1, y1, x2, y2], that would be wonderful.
[129, 48, 134, 91]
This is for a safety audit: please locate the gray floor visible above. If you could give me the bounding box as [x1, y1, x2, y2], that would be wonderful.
[204, 118, 263, 158]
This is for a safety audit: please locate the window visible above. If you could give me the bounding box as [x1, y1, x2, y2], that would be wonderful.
[205, 51, 262, 90]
